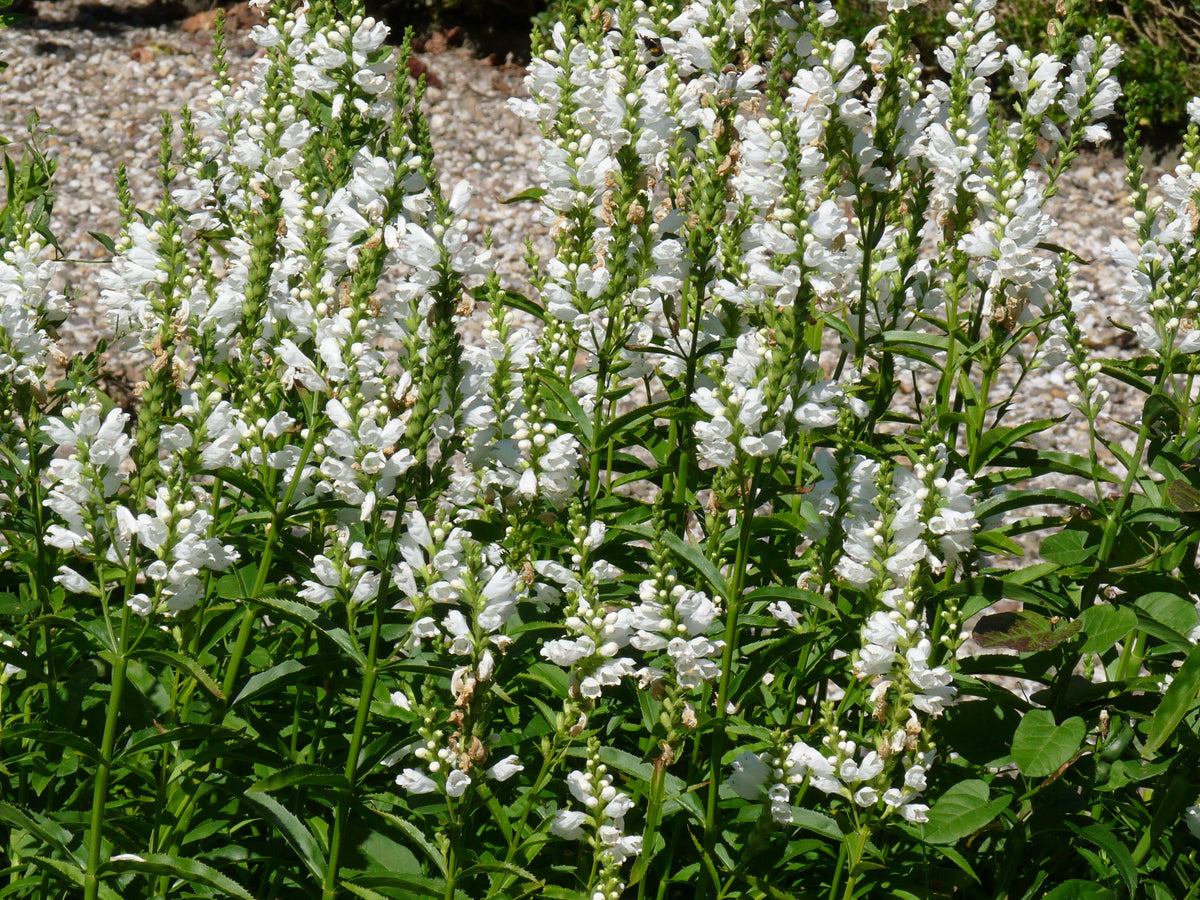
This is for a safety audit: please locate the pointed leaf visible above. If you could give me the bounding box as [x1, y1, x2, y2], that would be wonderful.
[101, 853, 257, 899]
[1079, 605, 1137, 654]
[1069, 822, 1137, 897]
[0, 802, 79, 862]
[231, 658, 307, 707]
[1041, 881, 1117, 900]
[920, 780, 1009, 845]
[249, 764, 350, 794]
[138, 649, 225, 701]
[242, 789, 326, 881]
[1167, 479, 1200, 513]
[1142, 643, 1200, 758]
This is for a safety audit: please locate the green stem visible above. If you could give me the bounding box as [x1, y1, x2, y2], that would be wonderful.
[632, 752, 669, 897]
[443, 800, 460, 900]
[220, 390, 322, 703]
[840, 822, 871, 900]
[322, 500, 408, 900]
[701, 460, 763, 896]
[83, 606, 131, 900]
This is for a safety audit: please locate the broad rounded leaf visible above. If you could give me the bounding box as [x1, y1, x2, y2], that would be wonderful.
[1011, 710, 1085, 777]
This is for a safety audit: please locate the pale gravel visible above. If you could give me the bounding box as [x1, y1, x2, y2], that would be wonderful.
[0, 0, 1179, 534]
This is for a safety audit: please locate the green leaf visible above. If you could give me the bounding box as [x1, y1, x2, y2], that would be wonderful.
[368, 808, 446, 876]
[1079, 605, 1137, 654]
[657, 529, 730, 604]
[1136, 590, 1200, 639]
[789, 806, 842, 840]
[920, 780, 1009, 845]
[138, 649, 225, 701]
[1040, 528, 1097, 567]
[535, 369, 593, 445]
[1144, 393, 1183, 441]
[231, 658, 307, 707]
[341, 882, 391, 900]
[249, 764, 350, 794]
[743, 584, 837, 617]
[242, 789, 327, 882]
[1011, 710, 1085, 777]
[253, 594, 366, 666]
[1142, 643, 1200, 758]
[1041, 880, 1117, 900]
[3, 724, 101, 764]
[101, 853, 257, 899]
[0, 802, 79, 862]
[1069, 822, 1137, 897]
[88, 230, 117, 253]
[502, 186, 547, 203]
[972, 610, 1081, 653]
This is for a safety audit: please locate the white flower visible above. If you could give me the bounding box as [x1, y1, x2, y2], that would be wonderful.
[396, 769, 437, 794]
[487, 755, 524, 782]
[445, 770, 472, 798]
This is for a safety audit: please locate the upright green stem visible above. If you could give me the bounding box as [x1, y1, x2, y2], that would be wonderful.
[840, 823, 871, 900]
[323, 501, 408, 900]
[220, 390, 322, 703]
[700, 460, 763, 898]
[83, 604, 132, 900]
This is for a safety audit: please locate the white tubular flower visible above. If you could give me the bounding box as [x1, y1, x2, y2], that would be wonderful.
[487, 755, 524, 782]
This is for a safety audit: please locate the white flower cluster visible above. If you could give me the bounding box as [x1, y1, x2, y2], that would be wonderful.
[389, 692, 524, 800]
[540, 521, 636, 700]
[0, 238, 67, 398]
[629, 566, 722, 691]
[550, 739, 642, 873]
[729, 732, 934, 825]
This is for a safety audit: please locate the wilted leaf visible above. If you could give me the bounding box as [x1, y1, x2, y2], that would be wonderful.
[973, 610, 1081, 653]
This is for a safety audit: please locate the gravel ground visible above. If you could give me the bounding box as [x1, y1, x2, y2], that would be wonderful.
[1, 0, 547, 359]
[0, 0, 1173, 507]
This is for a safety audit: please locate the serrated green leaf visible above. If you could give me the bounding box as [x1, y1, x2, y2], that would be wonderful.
[0, 802, 79, 862]
[1011, 710, 1085, 777]
[252, 594, 365, 665]
[3, 724, 101, 764]
[1069, 822, 1137, 897]
[502, 186, 547, 203]
[1167, 478, 1200, 513]
[138, 649, 225, 701]
[249, 764, 350, 794]
[1040, 528, 1097, 567]
[1041, 879, 1117, 899]
[743, 584, 837, 617]
[368, 808, 446, 875]
[1136, 590, 1200, 638]
[101, 853, 257, 899]
[242, 789, 326, 881]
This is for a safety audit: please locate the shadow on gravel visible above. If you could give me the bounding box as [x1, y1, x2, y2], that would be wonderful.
[10, 0, 542, 60]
